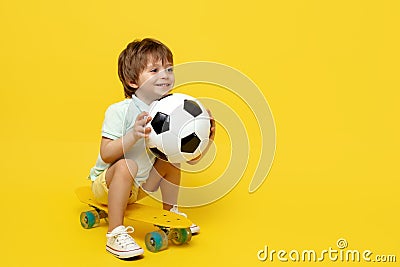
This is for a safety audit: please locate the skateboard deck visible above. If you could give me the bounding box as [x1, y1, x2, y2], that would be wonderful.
[76, 186, 193, 252]
[76, 186, 192, 228]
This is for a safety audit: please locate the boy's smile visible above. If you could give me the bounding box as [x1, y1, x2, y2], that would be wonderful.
[131, 60, 175, 105]
[154, 82, 172, 88]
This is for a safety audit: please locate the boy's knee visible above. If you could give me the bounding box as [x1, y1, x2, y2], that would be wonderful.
[113, 159, 138, 180]
[142, 183, 158, 193]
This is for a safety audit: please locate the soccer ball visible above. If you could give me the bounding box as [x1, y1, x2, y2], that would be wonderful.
[146, 93, 211, 163]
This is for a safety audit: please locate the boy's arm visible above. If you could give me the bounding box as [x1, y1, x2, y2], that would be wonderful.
[100, 112, 151, 164]
[99, 134, 135, 164]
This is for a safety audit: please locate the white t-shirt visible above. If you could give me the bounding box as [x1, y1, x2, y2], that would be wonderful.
[89, 96, 156, 184]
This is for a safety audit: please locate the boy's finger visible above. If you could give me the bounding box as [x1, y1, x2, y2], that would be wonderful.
[207, 109, 215, 124]
[209, 126, 215, 139]
[210, 116, 215, 126]
[142, 116, 152, 126]
[138, 115, 150, 126]
[137, 111, 149, 120]
[144, 127, 152, 138]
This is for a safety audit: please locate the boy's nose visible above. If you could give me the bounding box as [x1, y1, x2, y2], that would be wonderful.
[159, 69, 170, 79]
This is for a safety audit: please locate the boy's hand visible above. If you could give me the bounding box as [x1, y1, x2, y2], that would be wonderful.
[133, 112, 152, 140]
[207, 109, 216, 141]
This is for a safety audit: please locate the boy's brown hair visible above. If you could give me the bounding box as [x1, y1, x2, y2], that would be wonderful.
[118, 38, 174, 98]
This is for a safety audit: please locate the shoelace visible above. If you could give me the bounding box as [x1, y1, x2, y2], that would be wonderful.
[109, 226, 136, 247]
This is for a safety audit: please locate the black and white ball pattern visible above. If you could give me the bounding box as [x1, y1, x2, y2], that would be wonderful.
[146, 93, 211, 163]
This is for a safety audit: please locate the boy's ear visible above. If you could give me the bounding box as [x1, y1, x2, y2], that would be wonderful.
[128, 81, 139, 89]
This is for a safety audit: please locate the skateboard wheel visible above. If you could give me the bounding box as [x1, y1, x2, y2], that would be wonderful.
[170, 228, 192, 245]
[80, 210, 100, 229]
[145, 230, 168, 253]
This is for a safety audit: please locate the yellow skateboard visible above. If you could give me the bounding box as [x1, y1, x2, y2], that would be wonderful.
[75, 186, 192, 252]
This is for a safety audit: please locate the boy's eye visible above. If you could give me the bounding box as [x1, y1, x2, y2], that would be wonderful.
[150, 68, 158, 73]
[167, 67, 174, 72]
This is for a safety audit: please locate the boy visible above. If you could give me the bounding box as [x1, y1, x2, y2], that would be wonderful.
[88, 38, 215, 259]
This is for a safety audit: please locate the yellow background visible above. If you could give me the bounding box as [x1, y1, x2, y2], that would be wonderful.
[1, 0, 399, 266]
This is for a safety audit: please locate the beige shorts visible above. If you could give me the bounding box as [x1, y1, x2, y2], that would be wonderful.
[91, 168, 140, 205]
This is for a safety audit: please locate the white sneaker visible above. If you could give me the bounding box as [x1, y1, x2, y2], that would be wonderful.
[169, 205, 200, 234]
[106, 226, 144, 259]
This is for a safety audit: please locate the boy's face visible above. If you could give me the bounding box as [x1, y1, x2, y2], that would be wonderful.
[131, 59, 175, 104]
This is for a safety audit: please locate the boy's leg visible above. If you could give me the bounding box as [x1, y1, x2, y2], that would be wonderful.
[142, 159, 201, 234]
[142, 159, 181, 210]
[105, 159, 138, 232]
[142, 159, 200, 234]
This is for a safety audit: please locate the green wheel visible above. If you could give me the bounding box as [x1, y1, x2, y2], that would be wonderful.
[145, 230, 168, 252]
[170, 228, 192, 245]
[80, 210, 100, 229]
